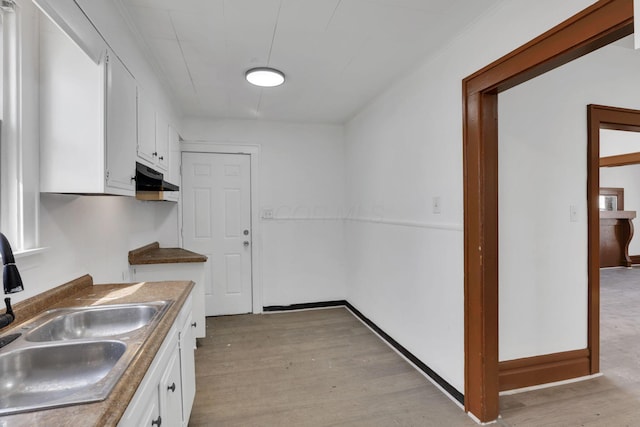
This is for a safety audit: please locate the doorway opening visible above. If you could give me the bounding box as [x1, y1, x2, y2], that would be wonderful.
[462, 1, 633, 422]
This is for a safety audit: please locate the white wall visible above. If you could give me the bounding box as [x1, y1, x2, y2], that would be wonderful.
[9, 1, 181, 303]
[344, 0, 598, 392]
[16, 195, 178, 301]
[600, 130, 640, 255]
[182, 119, 347, 306]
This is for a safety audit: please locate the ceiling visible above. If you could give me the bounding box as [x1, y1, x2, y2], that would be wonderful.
[118, 0, 503, 124]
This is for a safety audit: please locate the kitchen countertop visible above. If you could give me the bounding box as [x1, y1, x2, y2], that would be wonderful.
[0, 274, 194, 427]
[128, 241, 207, 265]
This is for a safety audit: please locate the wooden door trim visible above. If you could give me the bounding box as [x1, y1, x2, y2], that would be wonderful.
[601, 152, 640, 167]
[587, 104, 640, 374]
[498, 349, 590, 391]
[463, 1, 633, 422]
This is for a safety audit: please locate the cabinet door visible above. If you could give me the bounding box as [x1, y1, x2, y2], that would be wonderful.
[160, 347, 183, 427]
[167, 125, 181, 187]
[105, 50, 136, 195]
[155, 113, 169, 171]
[180, 312, 196, 425]
[128, 383, 161, 427]
[137, 88, 156, 165]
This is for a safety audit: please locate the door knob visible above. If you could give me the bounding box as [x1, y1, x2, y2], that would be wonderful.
[243, 241, 250, 247]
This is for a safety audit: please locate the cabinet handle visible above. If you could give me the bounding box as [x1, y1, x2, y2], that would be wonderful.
[191, 322, 197, 328]
[159, 156, 164, 161]
[152, 152, 158, 157]
[167, 382, 176, 392]
[151, 415, 162, 426]
[130, 176, 136, 182]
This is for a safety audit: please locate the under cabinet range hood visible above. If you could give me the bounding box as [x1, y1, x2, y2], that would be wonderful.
[135, 163, 179, 201]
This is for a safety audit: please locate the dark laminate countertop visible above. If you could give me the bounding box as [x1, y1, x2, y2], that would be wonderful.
[0, 275, 194, 427]
[128, 242, 207, 265]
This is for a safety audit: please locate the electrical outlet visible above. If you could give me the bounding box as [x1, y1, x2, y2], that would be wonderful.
[432, 197, 442, 214]
[261, 208, 274, 220]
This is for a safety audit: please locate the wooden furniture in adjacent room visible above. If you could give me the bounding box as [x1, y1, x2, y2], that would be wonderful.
[600, 210, 636, 268]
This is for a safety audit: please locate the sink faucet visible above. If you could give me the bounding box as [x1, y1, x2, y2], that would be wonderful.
[0, 232, 24, 348]
[1, 232, 24, 296]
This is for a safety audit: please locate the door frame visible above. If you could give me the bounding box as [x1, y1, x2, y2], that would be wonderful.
[587, 104, 640, 369]
[181, 142, 264, 314]
[462, 0, 632, 422]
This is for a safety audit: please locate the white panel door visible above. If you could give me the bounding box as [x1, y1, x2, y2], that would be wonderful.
[182, 153, 252, 315]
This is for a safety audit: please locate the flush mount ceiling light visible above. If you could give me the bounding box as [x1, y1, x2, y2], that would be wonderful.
[245, 67, 285, 87]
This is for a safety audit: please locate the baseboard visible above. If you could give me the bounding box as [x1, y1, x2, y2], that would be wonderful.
[498, 349, 590, 391]
[344, 302, 465, 405]
[263, 300, 347, 312]
[263, 300, 464, 405]
[629, 254, 640, 265]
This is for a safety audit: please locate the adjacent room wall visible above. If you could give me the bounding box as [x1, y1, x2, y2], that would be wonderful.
[344, 0, 597, 391]
[181, 119, 347, 306]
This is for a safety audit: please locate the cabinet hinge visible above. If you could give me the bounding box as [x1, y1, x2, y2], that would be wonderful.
[105, 171, 110, 181]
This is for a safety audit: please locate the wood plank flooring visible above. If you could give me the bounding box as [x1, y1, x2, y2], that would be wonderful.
[189, 268, 640, 426]
[188, 308, 476, 426]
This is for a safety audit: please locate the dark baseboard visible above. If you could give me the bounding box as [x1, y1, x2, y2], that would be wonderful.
[498, 349, 591, 391]
[344, 302, 465, 405]
[263, 300, 465, 405]
[263, 300, 348, 312]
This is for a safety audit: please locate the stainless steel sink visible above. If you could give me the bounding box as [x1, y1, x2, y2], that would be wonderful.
[0, 340, 126, 415]
[0, 300, 172, 415]
[25, 302, 165, 342]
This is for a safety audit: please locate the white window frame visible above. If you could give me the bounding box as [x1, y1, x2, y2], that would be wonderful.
[1, 0, 41, 255]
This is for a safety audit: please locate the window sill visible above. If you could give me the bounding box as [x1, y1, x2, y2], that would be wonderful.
[14, 247, 49, 259]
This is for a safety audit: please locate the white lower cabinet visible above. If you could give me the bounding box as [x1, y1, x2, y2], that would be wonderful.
[119, 294, 195, 427]
[134, 383, 161, 427]
[180, 312, 196, 423]
[160, 347, 183, 426]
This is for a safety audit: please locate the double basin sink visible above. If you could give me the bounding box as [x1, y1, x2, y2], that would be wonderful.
[0, 300, 172, 416]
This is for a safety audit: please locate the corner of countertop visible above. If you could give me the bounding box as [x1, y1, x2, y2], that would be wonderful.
[128, 242, 160, 264]
[128, 241, 207, 265]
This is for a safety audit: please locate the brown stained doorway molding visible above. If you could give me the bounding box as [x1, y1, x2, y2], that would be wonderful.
[462, 0, 632, 423]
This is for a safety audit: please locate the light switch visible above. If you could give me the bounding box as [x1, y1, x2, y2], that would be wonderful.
[570, 205, 578, 222]
[432, 197, 442, 214]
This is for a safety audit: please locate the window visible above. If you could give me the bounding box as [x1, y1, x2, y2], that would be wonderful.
[0, 0, 39, 253]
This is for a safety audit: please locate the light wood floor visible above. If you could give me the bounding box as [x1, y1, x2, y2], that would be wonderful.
[189, 269, 640, 426]
[188, 308, 476, 426]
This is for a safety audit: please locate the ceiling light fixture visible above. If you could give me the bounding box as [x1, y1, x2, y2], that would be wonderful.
[245, 67, 285, 87]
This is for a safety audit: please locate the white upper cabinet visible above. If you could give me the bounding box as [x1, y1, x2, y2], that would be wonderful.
[155, 113, 170, 172]
[39, 14, 136, 196]
[136, 91, 171, 174]
[136, 89, 157, 166]
[105, 51, 138, 193]
[168, 125, 182, 188]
